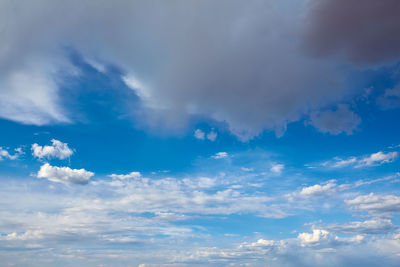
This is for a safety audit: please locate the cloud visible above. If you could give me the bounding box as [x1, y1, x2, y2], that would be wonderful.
[109, 171, 142, 180]
[37, 163, 94, 185]
[0, 0, 363, 140]
[270, 164, 284, 174]
[206, 131, 217, 142]
[326, 151, 398, 168]
[31, 139, 74, 160]
[377, 84, 400, 109]
[304, 0, 400, 65]
[0, 147, 23, 160]
[298, 182, 338, 198]
[345, 193, 400, 216]
[211, 152, 228, 159]
[308, 104, 361, 135]
[357, 151, 398, 167]
[327, 218, 397, 235]
[194, 129, 205, 140]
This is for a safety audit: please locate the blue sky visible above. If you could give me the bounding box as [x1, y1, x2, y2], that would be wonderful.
[1, 1, 400, 266]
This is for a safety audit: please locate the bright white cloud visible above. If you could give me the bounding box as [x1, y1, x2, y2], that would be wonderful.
[37, 163, 94, 185]
[31, 139, 74, 160]
[270, 164, 284, 174]
[194, 129, 205, 140]
[211, 152, 228, 159]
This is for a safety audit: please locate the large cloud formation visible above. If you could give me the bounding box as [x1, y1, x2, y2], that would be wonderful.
[1, 0, 397, 139]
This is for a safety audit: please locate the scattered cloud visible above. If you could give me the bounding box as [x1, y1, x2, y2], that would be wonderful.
[211, 152, 228, 159]
[31, 139, 74, 160]
[324, 151, 398, 168]
[206, 131, 217, 142]
[270, 164, 284, 174]
[37, 163, 94, 185]
[194, 129, 205, 140]
[0, 147, 23, 160]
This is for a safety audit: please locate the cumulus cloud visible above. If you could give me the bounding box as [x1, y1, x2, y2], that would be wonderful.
[31, 139, 74, 160]
[0, 147, 23, 160]
[309, 104, 361, 135]
[0, 0, 363, 140]
[304, 0, 400, 65]
[37, 163, 94, 185]
[345, 193, 400, 216]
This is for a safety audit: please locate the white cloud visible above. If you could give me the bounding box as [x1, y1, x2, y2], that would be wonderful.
[345, 193, 400, 216]
[109, 171, 142, 180]
[327, 151, 398, 168]
[270, 164, 284, 174]
[31, 139, 74, 160]
[211, 152, 228, 159]
[327, 218, 396, 234]
[357, 151, 398, 167]
[194, 129, 205, 140]
[0, 147, 23, 160]
[299, 182, 338, 198]
[298, 229, 336, 246]
[37, 163, 94, 185]
[206, 131, 217, 141]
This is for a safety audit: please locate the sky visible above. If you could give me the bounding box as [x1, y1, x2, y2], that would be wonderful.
[1, 0, 400, 266]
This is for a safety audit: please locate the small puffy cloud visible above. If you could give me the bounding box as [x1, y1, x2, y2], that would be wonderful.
[194, 129, 217, 141]
[109, 171, 142, 180]
[0, 147, 23, 160]
[298, 229, 335, 247]
[37, 163, 94, 185]
[345, 193, 400, 216]
[194, 129, 205, 140]
[327, 218, 396, 235]
[270, 164, 284, 174]
[211, 152, 228, 159]
[31, 139, 73, 160]
[299, 182, 338, 198]
[309, 104, 361, 135]
[206, 131, 217, 141]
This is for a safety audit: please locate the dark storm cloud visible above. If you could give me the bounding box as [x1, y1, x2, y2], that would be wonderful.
[0, 0, 366, 139]
[304, 0, 400, 65]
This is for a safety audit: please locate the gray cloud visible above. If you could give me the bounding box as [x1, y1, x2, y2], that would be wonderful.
[304, 0, 400, 65]
[309, 104, 361, 135]
[0, 0, 360, 140]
